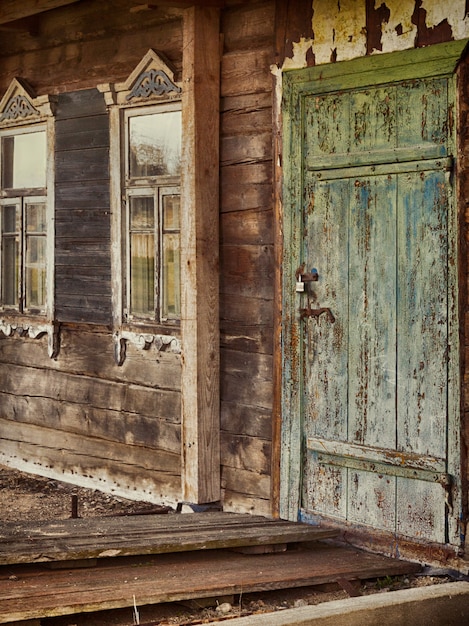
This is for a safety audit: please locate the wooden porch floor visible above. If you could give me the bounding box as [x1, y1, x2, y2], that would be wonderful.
[0, 512, 421, 624]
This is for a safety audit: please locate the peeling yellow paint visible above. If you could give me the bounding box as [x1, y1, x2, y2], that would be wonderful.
[422, 0, 469, 41]
[282, 37, 314, 70]
[283, 0, 469, 70]
[379, 0, 416, 53]
[312, 0, 366, 65]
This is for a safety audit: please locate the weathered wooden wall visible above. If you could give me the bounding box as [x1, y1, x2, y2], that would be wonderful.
[0, 0, 468, 535]
[219, 0, 275, 514]
[0, 0, 277, 513]
[0, 1, 185, 506]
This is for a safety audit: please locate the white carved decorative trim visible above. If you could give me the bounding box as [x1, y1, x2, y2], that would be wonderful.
[113, 330, 181, 366]
[0, 319, 60, 358]
[0, 78, 56, 127]
[98, 49, 181, 107]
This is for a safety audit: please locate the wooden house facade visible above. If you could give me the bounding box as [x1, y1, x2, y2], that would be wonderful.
[0, 0, 469, 568]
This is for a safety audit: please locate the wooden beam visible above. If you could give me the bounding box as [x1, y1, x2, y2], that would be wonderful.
[129, 0, 225, 7]
[180, 5, 221, 504]
[0, 0, 79, 25]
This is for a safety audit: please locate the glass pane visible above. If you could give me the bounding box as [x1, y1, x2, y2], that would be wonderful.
[2, 204, 19, 234]
[129, 111, 181, 178]
[162, 194, 180, 231]
[2, 236, 18, 306]
[1, 137, 14, 189]
[26, 203, 46, 233]
[162, 232, 180, 318]
[130, 232, 155, 316]
[130, 196, 154, 229]
[25, 236, 46, 308]
[1, 132, 46, 189]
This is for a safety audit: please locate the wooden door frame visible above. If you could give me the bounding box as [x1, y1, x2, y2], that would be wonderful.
[275, 41, 468, 551]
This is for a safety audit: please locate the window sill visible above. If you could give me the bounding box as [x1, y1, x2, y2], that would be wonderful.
[113, 327, 181, 366]
[0, 316, 59, 358]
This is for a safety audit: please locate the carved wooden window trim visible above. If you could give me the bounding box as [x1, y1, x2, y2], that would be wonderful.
[98, 50, 182, 365]
[0, 78, 58, 358]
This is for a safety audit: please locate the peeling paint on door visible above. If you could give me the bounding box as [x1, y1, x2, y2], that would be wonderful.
[281, 41, 466, 551]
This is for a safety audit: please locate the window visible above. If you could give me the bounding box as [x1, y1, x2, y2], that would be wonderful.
[124, 106, 181, 323]
[99, 49, 184, 363]
[0, 127, 48, 314]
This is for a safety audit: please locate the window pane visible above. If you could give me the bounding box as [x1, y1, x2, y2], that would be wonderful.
[163, 194, 180, 230]
[129, 196, 155, 317]
[2, 204, 19, 233]
[130, 232, 155, 316]
[129, 111, 181, 178]
[130, 196, 154, 229]
[1, 204, 19, 306]
[1, 132, 46, 189]
[26, 202, 46, 233]
[162, 232, 180, 319]
[25, 236, 46, 309]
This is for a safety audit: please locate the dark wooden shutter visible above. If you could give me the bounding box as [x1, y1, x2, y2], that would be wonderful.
[55, 89, 111, 325]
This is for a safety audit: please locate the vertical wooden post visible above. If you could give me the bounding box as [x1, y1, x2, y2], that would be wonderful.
[181, 6, 221, 504]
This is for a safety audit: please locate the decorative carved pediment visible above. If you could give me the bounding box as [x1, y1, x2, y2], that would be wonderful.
[98, 50, 181, 106]
[0, 78, 55, 127]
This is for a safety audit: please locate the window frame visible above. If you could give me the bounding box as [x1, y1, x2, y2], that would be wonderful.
[122, 102, 182, 327]
[99, 50, 183, 364]
[0, 122, 49, 315]
[0, 78, 56, 356]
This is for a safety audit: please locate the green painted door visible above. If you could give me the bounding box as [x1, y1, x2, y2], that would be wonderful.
[281, 42, 465, 548]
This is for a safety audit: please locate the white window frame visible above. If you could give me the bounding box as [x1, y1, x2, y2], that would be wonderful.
[0, 79, 57, 357]
[122, 102, 181, 325]
[98, 50, 183, 364]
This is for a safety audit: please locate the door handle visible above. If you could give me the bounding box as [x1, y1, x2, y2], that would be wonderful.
[300, 306, 335, 323]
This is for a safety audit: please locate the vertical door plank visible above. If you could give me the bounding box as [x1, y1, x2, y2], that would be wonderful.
[397, 169, 448, 459]
[347, 470, 396, 532]
[348, 174, 397, 449]
[303, 176, 349, 441]
[302, 175, 349, 520]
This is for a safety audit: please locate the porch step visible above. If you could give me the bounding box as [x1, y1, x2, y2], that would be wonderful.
[0, 544, 421, 624]
[0, 512, 338, 566]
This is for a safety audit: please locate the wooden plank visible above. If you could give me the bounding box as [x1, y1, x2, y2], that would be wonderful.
[221, 0, 274, 53]
[0, 513, 339, 565]
[0, 436, 181, 507]
[0, 393, 181, 453]
[221, 208, 273, 244]
[220, 244, 275, 300]
[221, 162, 272, 214]
[0, 419, 181, 475]
[0, 327, 181, 390]
[221, 465, 271, 500]
[0, 546, 421, 623]
[221, 433, 271, 475]
[0, 0, 80, 25]
[180, 6, 220, 504]
[221, 401, 272, 440]
[0, 364, 181, 420]
[221, 131, 272, 166]
[221, 48, 273, 98]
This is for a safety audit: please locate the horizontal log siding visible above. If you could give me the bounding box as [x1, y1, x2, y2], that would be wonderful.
[0, 1, 183, 94]
[55, 88, 111, 324]
[0, 330, 182, 504]
[0, 10, 184, 505]
[219, 0, 275, 514]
